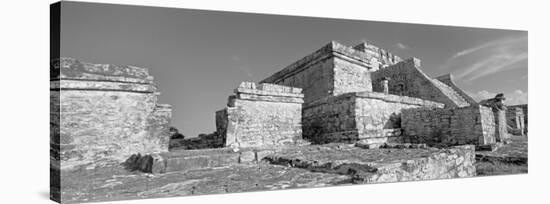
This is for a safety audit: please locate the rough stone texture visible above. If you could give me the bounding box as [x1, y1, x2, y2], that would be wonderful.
[494, 109, 510, 142]
[476, 136, 527, 164]
[58, 143, 477, 203]
[59, 163, 351, 204]
[169, 132, 224, 150]
[506, 106, 526, 135]
[261, 41, 377, 104]
[371, 58, 470, 108]
[352, 41, 402, 71]
[303, 91, 444, 144]
[508, 104, 528, 134]
[50, 58, 172, 170]
[436, 74, 478, 105]
[263, 144, 476, 184]
[401, 105, 497, 146]
[216, 82, 304, 148]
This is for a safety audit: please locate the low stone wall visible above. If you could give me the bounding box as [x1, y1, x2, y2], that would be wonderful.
[216, 82, 304, 148]
[50, 58, 172, 169]
[262, 144, 476, 184]
[401, 105, 497, 146]
[169, 132, 224, 150]
[303, 91, 443, 144]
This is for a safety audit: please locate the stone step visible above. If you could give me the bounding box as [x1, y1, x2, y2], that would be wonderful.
[123, 148, 279, 174]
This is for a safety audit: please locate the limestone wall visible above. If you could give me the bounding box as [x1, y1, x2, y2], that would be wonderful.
[401, 105, 497, 146]
[371, 58, 470, 108]
[50, 58, 172, 169]
[303, 91, 444, 144]
[332, 57, 373, 96]
[216, 82, 304, 148]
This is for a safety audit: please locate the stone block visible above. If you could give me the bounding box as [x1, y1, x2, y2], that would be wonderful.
[51, 58, 172, 170]
[216, 82, 304, 148]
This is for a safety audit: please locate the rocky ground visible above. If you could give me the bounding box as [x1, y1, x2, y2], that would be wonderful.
[475, 135, 528, 176]
[57, 139, 526, 203]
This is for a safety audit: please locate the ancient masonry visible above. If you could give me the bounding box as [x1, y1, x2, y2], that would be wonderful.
[215, 82, 306, 148]
[254, 41, 516, 147]
[122, 40, 525, 152]
[52, 40, 528, 203]
[507, 104, 527, 135]
[50, 58, 172, 169]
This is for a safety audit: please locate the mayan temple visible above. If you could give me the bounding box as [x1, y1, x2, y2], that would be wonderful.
[51, 40, 527, 203]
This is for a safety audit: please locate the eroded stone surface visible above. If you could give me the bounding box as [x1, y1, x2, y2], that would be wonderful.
[59, 144, 475, 203]
[262, 144, 475, 183]
[303, 91, 443, 144]
[59, 163, 351, 203]
[402, 105, 497, 146]
[51, 58, 172, 168]
[216, 82, 304, 148]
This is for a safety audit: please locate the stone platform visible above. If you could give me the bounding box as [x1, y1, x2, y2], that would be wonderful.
[475, 136, 528, 165]
[58, 143, 476, 203]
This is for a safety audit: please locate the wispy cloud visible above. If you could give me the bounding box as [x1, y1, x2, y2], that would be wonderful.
[450, 36, 527, 60]
[456, 52, 527, 81]
[396, 43, 409, 50]
[444, 35, 527, 82]
[468, 89, 528, 105]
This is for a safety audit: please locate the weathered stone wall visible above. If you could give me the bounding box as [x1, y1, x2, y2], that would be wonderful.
[401, 105, 497, 146]
[216, 82, 304, 148]
[261, 41, 376, 104]
[351, 41, 402, 71]
[332, 57, 373, 95]
[303, 91, 444, 144]
[50, 58, 172, 169]
[494, 110, 509, 142]
[436, 74, 478, 105]
[507, 105, 526, 135]
[508, 104, 529, 134]
[371, 58, 471, 108]
[169, 132, 225, 150]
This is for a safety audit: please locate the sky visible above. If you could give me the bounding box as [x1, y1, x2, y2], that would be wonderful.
[60, 2, 528, 137]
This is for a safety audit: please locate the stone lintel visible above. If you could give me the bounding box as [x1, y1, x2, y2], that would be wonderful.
[51, 58, 153, 84]
[234, 93, 304, 104]
[51, 80, 157, 93]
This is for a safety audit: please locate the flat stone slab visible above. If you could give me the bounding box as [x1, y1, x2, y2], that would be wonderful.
[262, 144, 476, 184]
[58, 163, 350, 203]
[58, 143, 477, 203]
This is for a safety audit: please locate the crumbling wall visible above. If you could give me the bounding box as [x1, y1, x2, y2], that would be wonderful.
[303, 91, 444, 144]
[371, 58, 470, 108]
[509, 104, 528, 134]
[401, 105, 497, 146]
[50, 58, 172, 169]
[216, 82, 304, 148]
[506, 106, 526, 135]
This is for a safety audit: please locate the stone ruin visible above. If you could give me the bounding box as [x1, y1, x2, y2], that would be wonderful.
[215, 82, 306, 148]
[51, 40, 527, 177]
[507, 104, 527, 136]
[50, 58, 172, 169]
[171, 40, 526, 151]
